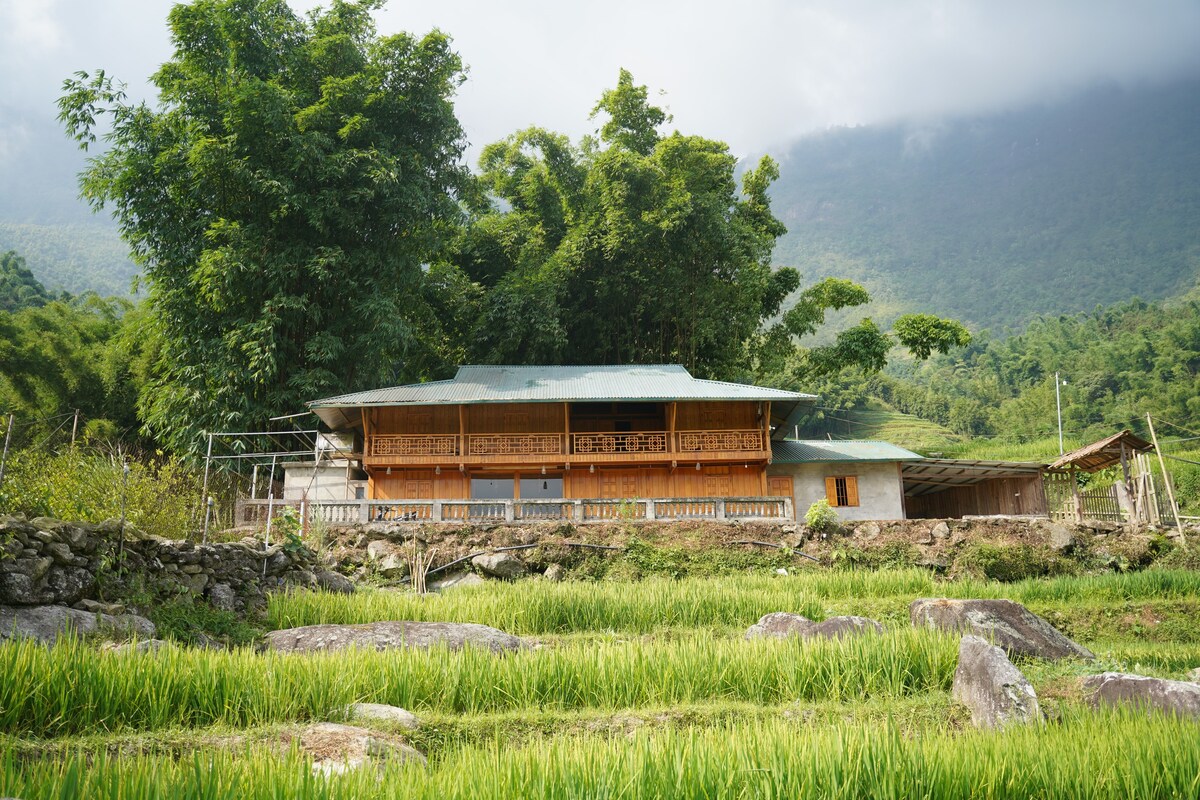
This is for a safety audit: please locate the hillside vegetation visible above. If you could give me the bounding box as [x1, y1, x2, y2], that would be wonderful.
[770, 80, 1200, 332]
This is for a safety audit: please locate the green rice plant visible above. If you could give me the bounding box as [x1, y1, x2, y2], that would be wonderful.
[3, 710, 1199, 799]
[0, 628, 958, 737]
[267, 569, 1200, 635]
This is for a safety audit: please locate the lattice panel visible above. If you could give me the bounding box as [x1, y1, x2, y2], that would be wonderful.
[371, 435, 457, 456]
[467, 434, 563, 455]
[573, 432, 667, 454]
[677, 430, 763, 452]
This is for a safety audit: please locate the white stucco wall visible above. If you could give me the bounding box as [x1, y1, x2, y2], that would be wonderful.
[767, 461, 906, 521]
[282, 461, 359, 501]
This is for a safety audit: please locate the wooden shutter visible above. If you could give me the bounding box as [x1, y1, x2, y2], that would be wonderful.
[825, 476, 839, 507]
[845, 476, 859, 507]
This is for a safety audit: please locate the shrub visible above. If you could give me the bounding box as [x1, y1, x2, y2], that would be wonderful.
[956, 543, 1064, 582]
[805, 499, 840, 533]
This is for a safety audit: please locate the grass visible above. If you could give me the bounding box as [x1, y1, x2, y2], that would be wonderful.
[0, 629, 960, 737]
[3, 710, 1199, 799]
[268, 569, 1200, 634]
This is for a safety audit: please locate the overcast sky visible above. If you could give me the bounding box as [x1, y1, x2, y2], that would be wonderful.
[2, 0, 1199, 219]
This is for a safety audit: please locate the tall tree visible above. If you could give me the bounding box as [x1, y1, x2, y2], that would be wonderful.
[0, 251, 53, 313]
[59, 0, 468, 453]
[436, 70, 967, 383]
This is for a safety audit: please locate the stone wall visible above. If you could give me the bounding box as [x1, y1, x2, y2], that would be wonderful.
[0, 515, 341, 614]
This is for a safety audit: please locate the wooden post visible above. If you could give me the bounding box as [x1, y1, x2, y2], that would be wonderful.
[1147, 413, 1184, 535]
[70, 409, 80, 447]
[199, 432, 214, 541]
[459, 404, 466, 458]
[1070, 465, 1084, 523]
[668, 402, 677, 453]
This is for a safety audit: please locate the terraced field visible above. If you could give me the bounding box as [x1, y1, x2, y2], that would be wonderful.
[3, 569, 1200, 798]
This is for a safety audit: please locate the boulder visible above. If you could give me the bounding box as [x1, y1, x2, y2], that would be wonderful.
[208, 582, 238, 612]
[1082, 672, 1200, 718]
[428, 571, 486, 592]
[0, 604, 156, 645]
[858, 522, 881, 540]
[366, 540, 408, 578]
[1188, 667, 1200, 684]
[745, 612, 814, 640]
[930, 521, 951, 540]
[348, 703, 420, 729]
[910, 598, 1094, 660]
[1043, 522, 1076, 552]
[807, 616, 885, 640]
[263, 621, 529, 654]
[952, 635, 1041, 728]
[472, 552, 528, 580]
[297, 722, 425, 775]
[543, 563, 566, 582]
[315, 570, 356, 594]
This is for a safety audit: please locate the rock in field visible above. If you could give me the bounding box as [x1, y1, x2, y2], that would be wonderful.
[263, 621, 529, 654]
[952, 635, 1041, 728]
[0, 604, 156, 645]
[298, 722, 425, 775]
[543, 563, 566, 582]
[807, 616, 885, 640]
[314, 570, 356, 594]
[1082, 672, 1200, 718]
[471, 552, 528, 579]
[348, 703, 420, 729]
[427, 571, 486, 592]
[745, 612, 814, 640]
[910, 598, 1094, 660]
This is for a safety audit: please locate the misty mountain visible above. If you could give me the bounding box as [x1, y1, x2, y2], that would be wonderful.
[769, 79, 1200, 333]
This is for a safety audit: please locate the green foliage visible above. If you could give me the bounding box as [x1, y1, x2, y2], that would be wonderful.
[0, 447, 202, 539]
[955, 543, 1065, 582]
[0, 251, 52, 313]
[0, 222, 135, 298]
[427, 69, 801, 378]
[804, 498, 839, 532]
[147, 597, 261, 647]
[0, 295, 150, 443]
[58, 0, 469, 454]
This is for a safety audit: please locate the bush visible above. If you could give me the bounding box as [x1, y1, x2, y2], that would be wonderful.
[805, 499, 840, 533]
[955, 543, 1064, 582]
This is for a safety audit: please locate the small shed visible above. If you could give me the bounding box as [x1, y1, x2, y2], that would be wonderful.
[768, 440, 921, 521]
[1046, 430, 1162, 524]
[901, 458, 1049, 519]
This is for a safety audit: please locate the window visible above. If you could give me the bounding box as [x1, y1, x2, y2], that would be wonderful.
[824, 475, 859, 507]
[519, 475, 563, 499]
[471, 476, 515, 499]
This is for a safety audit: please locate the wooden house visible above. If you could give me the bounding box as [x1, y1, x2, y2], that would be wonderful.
[305, 364, 815, 521]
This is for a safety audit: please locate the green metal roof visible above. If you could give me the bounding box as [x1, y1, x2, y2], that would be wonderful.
[309, 365, 816, 435]
[772, 440, 924, 464]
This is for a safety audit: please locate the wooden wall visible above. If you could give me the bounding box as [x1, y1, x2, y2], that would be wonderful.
[371, 469, 468, 500]
[675, 401, 757, 430]
[370, 464, 767, 500]
[905, 475, 1047, 519]
[371, 403, 566, 435]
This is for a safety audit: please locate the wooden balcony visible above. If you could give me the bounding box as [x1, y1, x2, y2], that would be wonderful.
[363, 429, 769, 468]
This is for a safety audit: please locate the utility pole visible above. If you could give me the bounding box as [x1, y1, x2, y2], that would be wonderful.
[1055, 373, 1067, 455]
[0, 413, 14, 493]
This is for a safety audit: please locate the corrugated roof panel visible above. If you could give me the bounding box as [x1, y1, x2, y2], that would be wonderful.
[311, 365, 815, 407]
[772, 440, 924, 463]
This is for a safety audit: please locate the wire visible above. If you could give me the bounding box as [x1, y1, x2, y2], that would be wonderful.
[1153, 416, 1200, 439]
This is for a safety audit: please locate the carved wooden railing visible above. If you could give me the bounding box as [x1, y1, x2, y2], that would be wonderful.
[370, 434, 458, 457]
[572, 431, 668, 454]
[365, 428, 767, 461]
[676, 429, 765, 453]
[466, 433, 565, 456]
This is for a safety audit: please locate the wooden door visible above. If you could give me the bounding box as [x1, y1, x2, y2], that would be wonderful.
[768, 475, 795, 519]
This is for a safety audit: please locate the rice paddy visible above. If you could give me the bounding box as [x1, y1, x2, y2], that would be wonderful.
[4, 567, 1200, 798]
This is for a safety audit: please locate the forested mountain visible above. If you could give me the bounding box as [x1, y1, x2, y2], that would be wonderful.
[770, 80, 1200, 332]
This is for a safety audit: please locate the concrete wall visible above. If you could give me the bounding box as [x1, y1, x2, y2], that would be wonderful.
[768, 461, 906, 521]
[283, 461, 361, 501]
